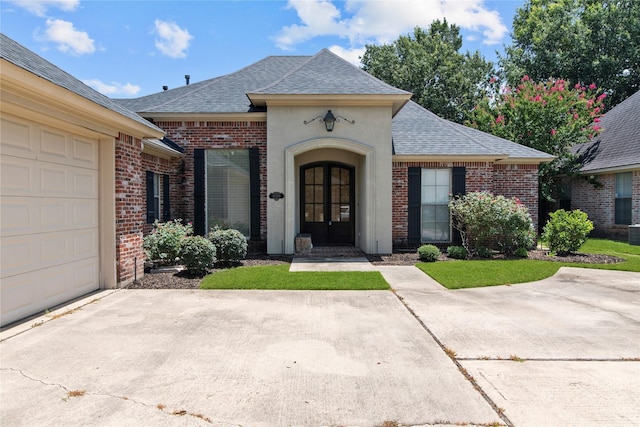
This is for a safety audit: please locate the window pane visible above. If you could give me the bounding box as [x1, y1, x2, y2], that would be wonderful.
[314, 205, 324, 223]
[304, 204, 314, 221]
[435, 168, 450, 184]
[331, 204, 340, 222]
[206, 150, 250, 236]
[616, 172, 632, 197]
[615, 198, 632, 225]
[314, 167, 323, 184]
[314, 185, 323, 203]
[331, 185, 339, 203]
[435, 185, 449, 203]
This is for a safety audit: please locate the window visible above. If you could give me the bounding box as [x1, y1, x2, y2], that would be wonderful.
[615, 172, 632, 225]
[421, 169, 451, 242]
[206, 149, 251, 237]
[146, 171, 169, 223]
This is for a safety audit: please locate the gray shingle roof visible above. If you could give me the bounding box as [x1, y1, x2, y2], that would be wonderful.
[392, 101, 554, 160]
[574, 90, 640, 172]
[249, 49, 410, 96]
[116, 56, 309, 114]
[1, 33, 161, 133]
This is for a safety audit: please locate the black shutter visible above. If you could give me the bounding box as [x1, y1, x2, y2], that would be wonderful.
[249, 147, 260, 241]
[162, 174, 171, 221]
[194, 149, 206, 236]
[146, 171, 155, 223]
[452, 167, 466, 196]
[451, 167, 466, 244]
[407, 167, 421, 245]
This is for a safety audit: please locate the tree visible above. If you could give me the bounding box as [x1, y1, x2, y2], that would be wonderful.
[502, 0, 640, 108]
[361, 20, 494, 123]
[467, 76, 606, 201]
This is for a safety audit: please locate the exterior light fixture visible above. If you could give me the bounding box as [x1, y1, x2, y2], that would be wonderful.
[304, 110, 355, 132]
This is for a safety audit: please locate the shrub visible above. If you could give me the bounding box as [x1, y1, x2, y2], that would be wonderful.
[449, 192, 535, 257]
[417, 244, 441, 262]
[179, 236, 216, 275]
[513, 247, 529, 258]
[447, 245, 468, 260]
[143, 220, 192, 266]
[208, 226, 248, 263]
[542, 209, 594, 255]
[476, 246, 494, 259]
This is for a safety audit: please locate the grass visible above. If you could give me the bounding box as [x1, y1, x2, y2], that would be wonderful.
[417, 238, 640, 289]
[200, 264, 389, 290]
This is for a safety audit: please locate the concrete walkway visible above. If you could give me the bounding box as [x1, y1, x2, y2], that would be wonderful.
[1, 259, 639, 426]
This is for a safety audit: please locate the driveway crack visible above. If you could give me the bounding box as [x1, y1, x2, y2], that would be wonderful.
[391, 291, 515, 427]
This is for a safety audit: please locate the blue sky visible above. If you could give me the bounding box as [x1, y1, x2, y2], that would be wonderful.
[1, 0, 525, 97]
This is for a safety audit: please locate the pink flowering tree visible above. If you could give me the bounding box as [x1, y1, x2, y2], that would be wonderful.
[467, 76, 606, 200]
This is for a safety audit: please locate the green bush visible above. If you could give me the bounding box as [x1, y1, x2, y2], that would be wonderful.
[476, 246, 494, 259]
[542, 209, 594, 255]
[513, 247, 529, 258]
[449, 192, 535, 257]
[143, 219, 192, 266]
[208, 226, 248, 263]
[179, 236, 216, 275]
[447, 245, 468, 260]
[417, 244, 441, 262]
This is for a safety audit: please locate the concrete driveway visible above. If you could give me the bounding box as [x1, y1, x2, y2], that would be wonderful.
[1, 266, 639, 426]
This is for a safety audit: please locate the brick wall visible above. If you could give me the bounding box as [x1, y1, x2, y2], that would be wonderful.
[391, 160, 540, 247]
[155, 120, 268, 239]
[571, 170, 640, 237]
[115, 133, 145, 285]
[141, 152, 182, 235]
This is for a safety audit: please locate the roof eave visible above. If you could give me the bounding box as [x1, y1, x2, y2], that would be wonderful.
[393, 154, 510, 162]
[142, 139, 184, 159]
[579, 163, 640, 174]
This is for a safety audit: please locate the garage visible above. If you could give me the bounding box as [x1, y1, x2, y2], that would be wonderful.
[1, 115, 100, 326]
[1, 34, 166, 327]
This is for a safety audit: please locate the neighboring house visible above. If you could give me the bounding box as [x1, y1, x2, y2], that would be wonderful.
[0, 34, 182, 326]
[1, 34, 552, 325]
[572, 90, 640, 238]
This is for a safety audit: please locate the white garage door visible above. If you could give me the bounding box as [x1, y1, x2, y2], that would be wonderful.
[1, 115, 100, 326]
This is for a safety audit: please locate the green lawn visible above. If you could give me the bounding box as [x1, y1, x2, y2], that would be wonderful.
[200, 264, 389, 290]
[417, 238, 640, 289]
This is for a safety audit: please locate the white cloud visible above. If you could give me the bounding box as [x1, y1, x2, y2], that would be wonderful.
[274, 0, 508, 50]
[7, 0, 79, 17]
[43, 18, 95, 55]
[328, 45, 365, 66]
[83, 79, 141, 96]
[154, 19, 193, 58]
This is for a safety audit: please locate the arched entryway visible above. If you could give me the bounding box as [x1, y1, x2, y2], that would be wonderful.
[300, 162, 355, 245]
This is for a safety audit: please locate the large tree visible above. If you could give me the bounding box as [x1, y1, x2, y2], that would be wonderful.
[467, 76, 606, 201]
[361, 20, 494, 123]
[502, 0, 640, 108]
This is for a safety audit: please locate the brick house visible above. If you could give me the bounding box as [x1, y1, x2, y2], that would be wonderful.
[1, 35, 552, 325]
[117, 49, 552, 256]
[570, 90, 640, 238]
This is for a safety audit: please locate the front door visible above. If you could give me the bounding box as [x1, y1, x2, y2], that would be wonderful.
[301, 163, 355, 245]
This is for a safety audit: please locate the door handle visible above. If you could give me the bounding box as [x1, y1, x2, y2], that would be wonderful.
[328, 221, 332, 226]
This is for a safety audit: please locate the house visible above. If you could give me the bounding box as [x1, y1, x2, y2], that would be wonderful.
[1, 33, 552, 325]
[571, 90, 640, 237]
[0, 34, 182, 326]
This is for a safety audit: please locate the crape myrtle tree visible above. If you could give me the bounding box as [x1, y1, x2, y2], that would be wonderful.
[467, 76, 606, 203]
[501, 0, 640, 108]
[361, 20, 495, 124]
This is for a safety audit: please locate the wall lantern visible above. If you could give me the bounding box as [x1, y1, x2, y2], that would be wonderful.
[304, 110, 355, 132]
[269, 191, 285, 201]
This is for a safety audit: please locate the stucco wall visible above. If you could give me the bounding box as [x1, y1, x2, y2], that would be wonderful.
[265, 105, 394, 254]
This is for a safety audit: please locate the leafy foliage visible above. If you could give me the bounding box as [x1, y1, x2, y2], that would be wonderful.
[417, 244, 441, 262]
[143, 220, 193, 266]
[208, 226, 248, 263]
[449, 192, 535, 257]
[501, 0, 640, 108]
[361, 20, 494, 123]
[467, 76, 605, 200]
[446, 245, 468, 260]
[542, 209, 594, 255]
[179, 236, 216, 275]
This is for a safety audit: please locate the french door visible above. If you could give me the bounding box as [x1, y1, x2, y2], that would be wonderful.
[300, 163, 355, 245]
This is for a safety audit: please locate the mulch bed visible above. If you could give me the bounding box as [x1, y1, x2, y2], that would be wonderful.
[126, 249, 623, 290]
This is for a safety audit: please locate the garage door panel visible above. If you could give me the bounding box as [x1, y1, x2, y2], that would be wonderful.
[0, 117, 34, 159]
[1, 229, 99, 278]
[1, 197, 36, 236]
[1, 117, 100, 327]
[0, 155, 34, 196]
[1, 257, 100, 326]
